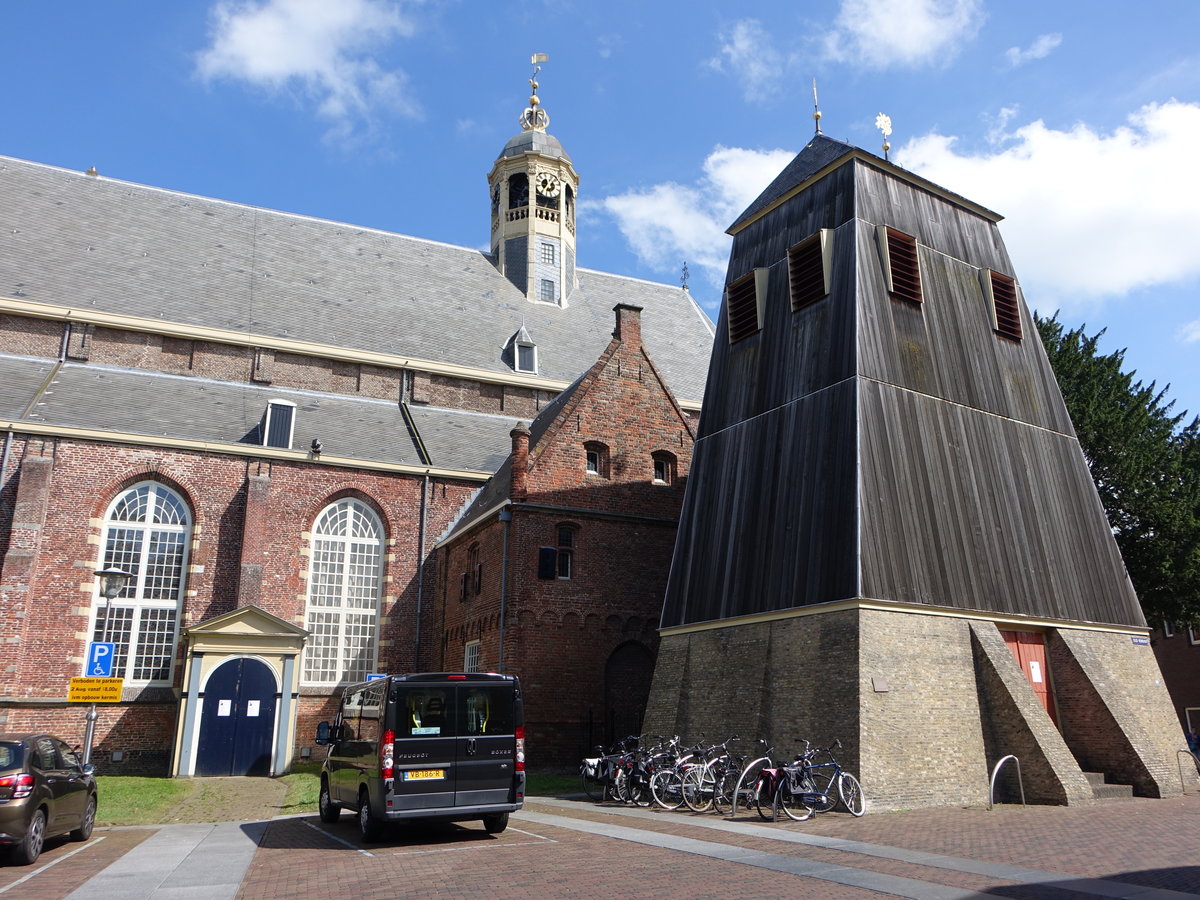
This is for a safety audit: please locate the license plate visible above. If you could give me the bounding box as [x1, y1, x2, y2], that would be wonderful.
[403, 769, 445, 781]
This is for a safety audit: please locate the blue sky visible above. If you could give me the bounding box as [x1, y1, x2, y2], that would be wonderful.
[3, 0, 1197, 423]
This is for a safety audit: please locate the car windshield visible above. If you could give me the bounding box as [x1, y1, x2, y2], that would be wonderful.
[0, 742, 22, 772]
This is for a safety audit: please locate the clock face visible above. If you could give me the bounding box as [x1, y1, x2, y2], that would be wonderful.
[536, 173, 561, 198]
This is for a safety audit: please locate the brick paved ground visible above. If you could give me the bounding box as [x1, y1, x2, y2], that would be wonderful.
[4, 793, 1199, 898]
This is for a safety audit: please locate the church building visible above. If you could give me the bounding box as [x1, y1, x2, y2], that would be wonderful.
[0, 72, 712, 774]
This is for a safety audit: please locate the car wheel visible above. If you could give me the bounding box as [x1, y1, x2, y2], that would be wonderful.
[318, 781, 340, 823]
[12, 808, 46, 865]
[71, 796, 97, 841]
[482, 812, 509, 834]
[358, 789, 383, 842]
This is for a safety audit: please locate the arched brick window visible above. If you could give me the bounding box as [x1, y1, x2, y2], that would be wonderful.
[652, 450, 677, 485]
[93, 481, 192, 684]
[302, 498, 384, 686]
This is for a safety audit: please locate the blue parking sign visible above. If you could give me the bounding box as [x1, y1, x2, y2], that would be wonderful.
[88, 642, 116, 677]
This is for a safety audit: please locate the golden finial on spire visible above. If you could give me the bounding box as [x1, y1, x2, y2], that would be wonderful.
[521, 53, 550, 132]
[875, 113, 892, 161]
[812, 79, 822, 135]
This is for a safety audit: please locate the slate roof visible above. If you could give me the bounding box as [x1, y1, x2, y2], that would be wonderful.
[727, 135, 857, 233]
[0, 155, 712, 404]
[0, 353, 522, 473]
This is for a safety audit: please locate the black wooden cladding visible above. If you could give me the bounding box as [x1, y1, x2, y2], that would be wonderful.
[858, 380, 1143, 626]
[660, 381, 858, 627]
[666, 143, 1144, 629]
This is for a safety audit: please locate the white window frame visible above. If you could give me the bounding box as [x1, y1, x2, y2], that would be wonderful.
[540, 242, 556, 265]
[302, 498, 385, 686]
[516, 342, 537, 374]
[92, 481, 192, 685]
[540, 279, 557, 303]
[464, 640, 481, 673]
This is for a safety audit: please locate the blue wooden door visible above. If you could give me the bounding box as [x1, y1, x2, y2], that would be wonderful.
[196, 658, 277, 776]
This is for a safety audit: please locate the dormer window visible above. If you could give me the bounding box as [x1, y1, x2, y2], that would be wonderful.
[261, 400, 296, 449]
[507, 327, 538, 374]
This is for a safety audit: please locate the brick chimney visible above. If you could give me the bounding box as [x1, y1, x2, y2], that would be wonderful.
[509, 422, 530, 501]
[613, 303, 643, 347]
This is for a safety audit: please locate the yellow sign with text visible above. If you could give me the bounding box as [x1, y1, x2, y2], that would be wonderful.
[68, 678, 124, 703]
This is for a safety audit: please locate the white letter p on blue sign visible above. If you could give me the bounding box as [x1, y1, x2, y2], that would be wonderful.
[88, 642, 116, 677]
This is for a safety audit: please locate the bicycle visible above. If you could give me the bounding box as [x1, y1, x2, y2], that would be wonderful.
[730, 739, 780, 819]
[773, 739, 865, 821]
[650, 737, 704, 810]
[681, 735, 739, 813]
[580, 735, 638, 802]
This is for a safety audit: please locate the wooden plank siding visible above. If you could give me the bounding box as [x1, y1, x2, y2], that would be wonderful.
[664, 148, 1144, 630]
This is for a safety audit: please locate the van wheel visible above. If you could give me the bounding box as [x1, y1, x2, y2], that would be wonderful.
[358, 789, 383, 842]
[318, 781, 340, 823]
[482, 812, 509, 834]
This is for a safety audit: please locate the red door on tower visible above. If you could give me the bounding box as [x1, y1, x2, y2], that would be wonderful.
[1000, 630, 1057, 726]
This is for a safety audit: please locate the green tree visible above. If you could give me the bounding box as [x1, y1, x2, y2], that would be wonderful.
[1037, 314, 1200, 626]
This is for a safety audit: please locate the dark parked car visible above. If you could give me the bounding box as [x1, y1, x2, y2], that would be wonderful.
[0, 734, 97, 865]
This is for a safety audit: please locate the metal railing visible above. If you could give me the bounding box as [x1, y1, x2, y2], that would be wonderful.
[1176, 749, 1200, 794]
[988, 755, 1026, 809]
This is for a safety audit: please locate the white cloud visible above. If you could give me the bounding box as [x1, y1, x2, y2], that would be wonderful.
[896, 100, 1200, 309]
[708, 20, 788, 103]
[823, 0, 985, 69]
[1004, 33, 1062, 68]
[1181, 320, 1200, 343]
[196, 0, 420, 143]
[599, 146, 795, 291]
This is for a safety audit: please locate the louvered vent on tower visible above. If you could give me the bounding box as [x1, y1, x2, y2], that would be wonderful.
[884, 227, 922, 305]
[726, 271, 760, 343]
[987, 270, 1022, 342]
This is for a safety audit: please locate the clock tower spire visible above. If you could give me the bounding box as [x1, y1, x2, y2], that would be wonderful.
[488, 54, 579, 305]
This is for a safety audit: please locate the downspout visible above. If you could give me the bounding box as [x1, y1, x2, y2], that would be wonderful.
[498, 506, 512, 672]
[414, 472, 429, 669]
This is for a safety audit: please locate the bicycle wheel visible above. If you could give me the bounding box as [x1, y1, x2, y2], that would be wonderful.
[711, 766, 739, 815]
[612, 768, 630, 803]
[581, 771, 603, 801]
[681, 766, 712, 812]
[650, 769, 683, 810]
[629, 774, 653, 807]
[773, 779, 814, 822]
[731, 758, 767, 818]
[838, 772, 865, 816]
[805, 769, 837, 813]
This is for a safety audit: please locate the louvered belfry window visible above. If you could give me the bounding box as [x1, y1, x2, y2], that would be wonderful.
[726, 272, 760, 343]
[788, 234, 827, 310]
[886, 228, 922, 305]
[989, 271, 1022, 341]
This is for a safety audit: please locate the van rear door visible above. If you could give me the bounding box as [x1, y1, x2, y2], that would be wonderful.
[454, 683, 517, 807]
[388, 684, 457, 811]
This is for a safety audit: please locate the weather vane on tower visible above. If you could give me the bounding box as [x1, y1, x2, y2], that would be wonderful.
[521, 53, 550, 132]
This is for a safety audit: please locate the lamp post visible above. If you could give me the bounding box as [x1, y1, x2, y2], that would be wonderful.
[82, 566, 130, 766]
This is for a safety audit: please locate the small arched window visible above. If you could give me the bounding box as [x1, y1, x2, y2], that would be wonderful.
[584, 441, 609, 478]
[508, 173, 529, 209]
[652, 451, 677, 485]
[302, 498, 385, 686]
[93, 481, 192, 683]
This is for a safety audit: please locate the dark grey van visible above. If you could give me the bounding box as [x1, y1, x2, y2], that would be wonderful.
[315, 673, 525, 840]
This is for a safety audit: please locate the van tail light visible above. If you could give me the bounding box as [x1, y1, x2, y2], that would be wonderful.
[381, 729, 395, 779]
[0, 774, 35, 799]
[515, 726, 525, 772]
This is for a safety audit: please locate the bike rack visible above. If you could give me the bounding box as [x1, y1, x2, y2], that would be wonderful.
[988, 755, 1026, 810]
[1176, 749, 1200, 794]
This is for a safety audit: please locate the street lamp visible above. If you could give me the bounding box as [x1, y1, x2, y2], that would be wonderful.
[82, 566, 130, 765]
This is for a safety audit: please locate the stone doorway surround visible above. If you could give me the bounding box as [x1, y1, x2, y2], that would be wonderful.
[172, 606, 308, 777]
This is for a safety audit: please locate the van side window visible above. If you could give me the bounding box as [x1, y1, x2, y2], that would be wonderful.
[462, 687, 514, 736]
[359, 684, 384, 745]
[399, 688, 452, 738]
[340, 688, 363, 741]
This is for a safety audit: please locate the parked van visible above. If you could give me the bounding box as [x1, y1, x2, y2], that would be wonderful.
[314, 672, 524, 840]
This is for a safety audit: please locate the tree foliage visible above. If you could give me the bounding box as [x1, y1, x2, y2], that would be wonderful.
[1037, 314, 1200, 626]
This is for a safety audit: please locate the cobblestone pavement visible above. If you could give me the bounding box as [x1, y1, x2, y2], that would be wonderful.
[4, 793, 1199, 899]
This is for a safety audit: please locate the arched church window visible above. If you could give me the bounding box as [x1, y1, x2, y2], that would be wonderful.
[302, 498, 385, 686]
[93, 481, 192, 683]
[508, 173, 529, 210]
